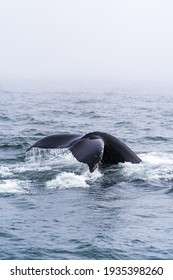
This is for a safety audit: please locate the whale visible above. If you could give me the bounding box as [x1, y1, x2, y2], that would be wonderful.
[27, 132, 142, 172]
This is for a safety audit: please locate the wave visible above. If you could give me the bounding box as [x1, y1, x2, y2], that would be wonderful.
[0, 179, 30, 195]
[120, 152, 173, 186]
[0, 150, 172, 195]
[144, 136, 170, 142]
[46, 170, 102, 190]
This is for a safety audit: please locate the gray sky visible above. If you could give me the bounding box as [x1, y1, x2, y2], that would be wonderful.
[0, 0, 173, 85]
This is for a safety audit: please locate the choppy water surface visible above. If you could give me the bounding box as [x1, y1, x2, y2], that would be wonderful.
[0, 83, 173, 259]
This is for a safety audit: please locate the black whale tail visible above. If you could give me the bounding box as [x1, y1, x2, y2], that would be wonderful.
[27, 132, 141, 172]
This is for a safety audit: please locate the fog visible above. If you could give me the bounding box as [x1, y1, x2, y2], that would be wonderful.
[0, 0, 173, 85]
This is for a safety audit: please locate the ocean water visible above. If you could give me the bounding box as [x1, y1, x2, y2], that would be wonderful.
[0, 83, 173, 260]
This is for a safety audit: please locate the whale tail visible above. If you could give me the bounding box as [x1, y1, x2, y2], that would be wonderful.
[26, 134, 82, 152]
[27, 133, 104, 172]
[27, 132, 141, 172]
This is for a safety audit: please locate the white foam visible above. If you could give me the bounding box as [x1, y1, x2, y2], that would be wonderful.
[24, 148, 78, 172]
[83, 168, 103, 181]
[122, 152, 173, 182]
[0, 166, 12, 177]
[141, 152, 173, 165]
[0, 180, 24, 194]
[1, 149, 172, 194]
[46, 172, 90, 189]
[46, 168, 103, 189]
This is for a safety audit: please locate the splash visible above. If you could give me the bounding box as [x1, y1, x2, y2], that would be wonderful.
[25, 148, 79, 171]
[1, 149, 172, 195]
[46, 169, 102, 190]
[0, 166, 12, 177]
[122, 152, 173, 183]
[46, 172, 89, 189]
[0, 180, 28, 194]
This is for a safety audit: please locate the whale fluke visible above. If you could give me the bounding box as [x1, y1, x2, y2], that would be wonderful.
[27, 131, 141, 172]
[26, 134, 82, 152]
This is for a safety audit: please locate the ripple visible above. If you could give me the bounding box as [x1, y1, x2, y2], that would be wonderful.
[1, 89, 173, 260]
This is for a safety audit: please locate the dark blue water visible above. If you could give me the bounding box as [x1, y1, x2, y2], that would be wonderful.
[0, 82, 173, 259]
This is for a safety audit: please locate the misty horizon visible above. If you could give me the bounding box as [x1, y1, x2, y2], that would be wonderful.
[0, 0, 173, 86]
